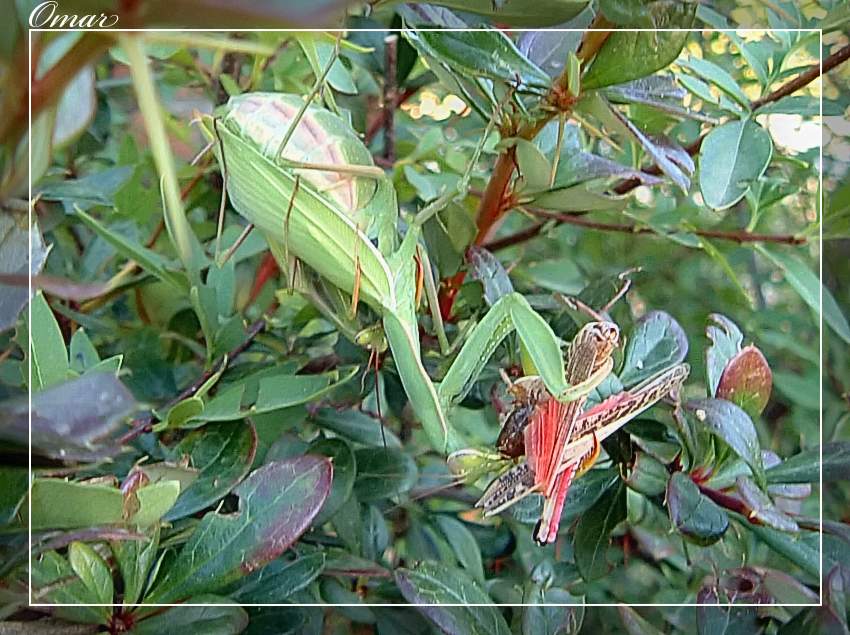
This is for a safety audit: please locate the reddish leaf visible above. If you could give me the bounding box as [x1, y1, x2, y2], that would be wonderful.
[716, 345, 772, 418]
[145, 456, 332, 603]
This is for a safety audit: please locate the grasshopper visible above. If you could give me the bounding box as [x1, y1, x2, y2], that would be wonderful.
[198, 91, 612, 454]
[476, 355, 690, 544]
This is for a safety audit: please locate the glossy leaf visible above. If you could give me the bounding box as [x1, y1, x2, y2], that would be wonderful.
[25, 291, 69, 391]
[130, 596, 249, 634]
[312, 408, 402, 448]
[308, 437, 356, 525]
[146, 456, 332, 603]
[404, 29, 549, 93]
[766, 442, 850, 484]
[736, 476, 799, 532]
[744, 522, 820, 579]
[716, 345, 772, 419]
[619, 310, 688, 387]
[624, 451, 669, 497]
[1, 371, 135, 462]
[685, 398, 764, 487]
[705, 313, 743, 398]
[667, 472, 729, 545]
[434, 515, 485, 583]
[226, 553, 325, 604]
[699, 119, 772, 210]
[163, 421, 258, 521]
[30, 551, 110, 625]
[353, 447, 418, 502]
[396, 561, 512, 635]
[517, 28, 584, 78]
[405, 0, 589, 27]
[113, 529, 160, 606]
[195, 367, 358, 422]
[68, 541, 113, 606]
[582, 8, 695, 90]
[29, 478, 178, 530]
[605, 103, 693, 192]
[467, 246, 514, 307]
[574, 481, 626, 581]
[679, 56, 750, 108]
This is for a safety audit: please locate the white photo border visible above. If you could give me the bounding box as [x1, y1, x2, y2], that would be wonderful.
[27, 25, 825, 610]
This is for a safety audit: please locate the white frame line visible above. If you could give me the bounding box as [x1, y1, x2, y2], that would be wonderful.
[27, 25, 825, 610]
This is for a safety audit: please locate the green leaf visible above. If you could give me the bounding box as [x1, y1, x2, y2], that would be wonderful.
[159, 396, 205, 429]
[619, 310, 688, 387]
[521, 575, 584, 635]
[0, 214, 48, 332]
[26, 291, 69, 390]
[404, 29, 550, 93]
[405, 0, 590, 27]
[396, 562, 512, 635]
[756, 95, 842, 116]
[163, 422, 257, 521]
[226, 553, 325, 604]
[312, 408, 402, 448]
[362, 504, 390, 562]
[678, 56, 750, 108]
[618, 605, 666, 635]
[573, 480, 626, 581]
[75, 208, 188, 291]
[31, 551, 110, 625]
[758, 246, 850, 345]
[353, 447, 418, 502]
[195, 367, 358, 422]
[295, 34, 357, 95]
[743, 520, 820, 579]
[308, 437, 356, 525]
[530, 183, 628, 212]
[699, 119, 772, 210]
[514, 138, 552, 192]
[38, 165, 134, 207]
[130, 596, 249, 635]
[434, 515, 485, 583]
[716, 345, 772, 419]
[69, 328, 100, 372]
[667, 472, 729, 545]
[132, 480, 181, 527]
[113, 529, 159, 606]
[766, 442, 850, 484]
[28, 478, 178, 530]
[467, 246, 514, 307]
[0, 467, 27, 525]
[696, 589, 761, 635]
[582, 9, 695, 90]
[736, 476, 798, 532]
[29, 479, 124, 530]
[624, 451, 669, 497]
[146, 456, 331, 603]
[1, 371, 135, 462]
[685, 398, 765, 487]
[68, 541, 113, 605]
[705, 313, 743, 398]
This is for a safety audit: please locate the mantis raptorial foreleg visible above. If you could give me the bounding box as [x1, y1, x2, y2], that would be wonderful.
[202, 90, 623, 454]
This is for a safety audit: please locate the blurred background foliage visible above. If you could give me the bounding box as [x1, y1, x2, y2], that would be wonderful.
[1, 0, 850, 633]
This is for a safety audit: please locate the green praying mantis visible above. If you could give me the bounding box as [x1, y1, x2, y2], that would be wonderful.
[195, 84, 693, 540]
[197, 91, 611, 456]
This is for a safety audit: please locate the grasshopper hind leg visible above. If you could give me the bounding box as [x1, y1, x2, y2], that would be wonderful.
[477, 462, 537, 516]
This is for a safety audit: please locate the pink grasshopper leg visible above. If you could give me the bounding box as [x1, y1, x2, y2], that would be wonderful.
[478, 362, 690, 544]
